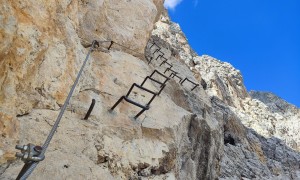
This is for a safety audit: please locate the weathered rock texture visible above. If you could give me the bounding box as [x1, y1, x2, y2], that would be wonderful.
[0, 0, 162, 114]
[1, 1, 299, 180]
[248, 91, 300, 151]
[149, 11, 300, 179]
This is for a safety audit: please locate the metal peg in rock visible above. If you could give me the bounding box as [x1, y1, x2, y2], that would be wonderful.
[14, 40, 99, 180]
[84, 99, 96, 120]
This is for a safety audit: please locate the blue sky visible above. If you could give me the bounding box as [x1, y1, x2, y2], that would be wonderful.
[165, 0, 300, 107]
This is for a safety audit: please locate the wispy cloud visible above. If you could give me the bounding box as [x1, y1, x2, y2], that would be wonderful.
[164, 0, 183, 10]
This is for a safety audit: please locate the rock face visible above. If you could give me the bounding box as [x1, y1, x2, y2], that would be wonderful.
[248, 91, 300, 151]
[0, 113, 19, 165]
[212, 97, 300, 180]
[0, 1, 300, 180]
[0, 0, 162, 116]
[149, 11, 300, 179]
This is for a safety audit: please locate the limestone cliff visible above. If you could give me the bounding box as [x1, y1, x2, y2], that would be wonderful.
[248, 91, 300, 151]
[1, 1, 299, 180]
[149, 11, 300, 179]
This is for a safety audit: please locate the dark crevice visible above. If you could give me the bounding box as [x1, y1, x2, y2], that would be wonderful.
[0, 162, 11, 176]
[201, 79, 207, 90]
[16, 113, 29, 117]
[224, 134, 235, 146]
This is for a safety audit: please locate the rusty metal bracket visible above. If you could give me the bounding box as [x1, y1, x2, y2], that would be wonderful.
[110, 83, 157, 119]
[147, 42, 165, 64]
[148, 50, 164, 65]
[150, 70, 170, 85]
[108, 41, 114, 50]
[159, 57, 173, 69]
[149, 42, 160, 50]
[164, 68, 182, 83]
[170, 72, 183, 83]
[84, 99, 96, 120]
[153, 48, 162, 55]
[181, 78, 199, 91]
[141, 70, 170, 95]
[164, 67, 177, 75]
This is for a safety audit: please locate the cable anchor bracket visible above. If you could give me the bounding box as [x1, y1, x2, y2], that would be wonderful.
[15, 144, 45, 163]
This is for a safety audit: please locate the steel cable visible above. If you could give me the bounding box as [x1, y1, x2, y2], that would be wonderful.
[16, 39, 147, 179]
[17, 40, 99, 180]
[112, 41, 145, 57]
[80, 38, 145, 57]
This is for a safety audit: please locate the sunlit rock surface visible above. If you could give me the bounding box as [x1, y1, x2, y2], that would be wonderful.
[0, 1, 299, 180]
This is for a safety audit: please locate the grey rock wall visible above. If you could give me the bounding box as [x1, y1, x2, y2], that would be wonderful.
[0, 1, 299, 180]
